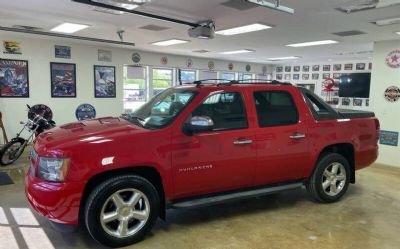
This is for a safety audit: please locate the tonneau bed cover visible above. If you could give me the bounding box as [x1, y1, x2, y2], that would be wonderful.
[336, 109, 375, 119]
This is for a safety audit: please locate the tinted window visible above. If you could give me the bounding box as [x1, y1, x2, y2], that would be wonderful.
[191, 92, 247, 130]
[254, 91, 298, 127]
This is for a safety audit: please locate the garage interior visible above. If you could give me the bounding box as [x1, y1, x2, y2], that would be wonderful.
[1, 0, 400, 249]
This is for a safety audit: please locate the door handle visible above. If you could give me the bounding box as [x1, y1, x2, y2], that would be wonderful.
[289, 133, 306, 139]
[233, 139, 253, 145]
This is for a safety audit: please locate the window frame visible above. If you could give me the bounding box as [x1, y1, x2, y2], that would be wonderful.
[253, 90, 300, 128]
[151, 67, 174, 96]
[185, 91, 249, 133]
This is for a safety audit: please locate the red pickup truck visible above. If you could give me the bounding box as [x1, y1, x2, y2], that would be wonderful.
[25, 81, 379, 247]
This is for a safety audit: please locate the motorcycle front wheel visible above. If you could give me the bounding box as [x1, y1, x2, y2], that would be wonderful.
[0, 137, 27, 166]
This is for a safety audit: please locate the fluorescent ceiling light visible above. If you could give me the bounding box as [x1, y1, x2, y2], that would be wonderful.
[267, 56, 301, 61]
[220, 49, 255, 55]
[246, 0, 294, 14]
[51, 22, 89, 33]
[286, 40, 338, 47]
[151, 39, 189, 46]
[396, 31, 400, 35]
[373, 17, 400, 26]
[215, 23, 272, 36]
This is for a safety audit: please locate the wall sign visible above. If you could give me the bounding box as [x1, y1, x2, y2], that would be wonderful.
[208, 61, 215, 70]
[75, 103, 96, 121]
[161, 56, 168, 65]
[384, 86, 400, 102]
[246, 64, 251, 72]
[132, 52, 141, 64]
[379, 130, 399, 146]
[228, 62, 234, 71]
[55, 45, 71, 59]
[385, 50, 400, 68]
[3, 40, 21, 55]
[186, 58, 193, 68]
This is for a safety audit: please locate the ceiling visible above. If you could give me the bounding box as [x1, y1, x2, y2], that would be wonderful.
[1, 0, 400, 64]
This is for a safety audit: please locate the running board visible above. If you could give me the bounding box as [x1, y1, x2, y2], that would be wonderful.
[170, 182, 303, 209]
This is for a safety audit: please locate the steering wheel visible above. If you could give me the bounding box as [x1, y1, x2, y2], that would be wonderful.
[169, 101, 185, 115]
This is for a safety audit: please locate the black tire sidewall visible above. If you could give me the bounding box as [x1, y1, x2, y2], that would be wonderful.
[313, 153, 351, 203]
[85, 175, 160, 247]
[0, 137, 26, 166]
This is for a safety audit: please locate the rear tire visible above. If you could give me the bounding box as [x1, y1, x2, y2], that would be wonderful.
[306, 153, 350, 203]
[84, 175, 160, 247]
[0, 137, 26, 166]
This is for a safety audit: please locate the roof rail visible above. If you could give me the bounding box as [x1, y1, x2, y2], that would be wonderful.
[191, 78, 292, 87]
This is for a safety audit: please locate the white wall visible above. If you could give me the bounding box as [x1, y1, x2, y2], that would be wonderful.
[0, 34, 272, 139]
[370, 39, 400, 167]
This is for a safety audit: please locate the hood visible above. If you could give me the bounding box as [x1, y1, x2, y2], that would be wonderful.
[34, 117, 145, 155]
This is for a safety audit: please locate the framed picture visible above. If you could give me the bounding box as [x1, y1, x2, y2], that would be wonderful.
[368, 63, 372, 70]
[0, 59, 29, 97]
[342, 98, 350, 106]
[276, 66, 283, 72]
[50, 62, 76, 97]
[356, 63, 366, 70]
[293, 74, 300, 80]
[98, 49, 112, 62]
[94, 65, 116, 98]
[312, 65, 320, 71]
[323, 65, 331, 71]
[312, 73, 319, 80]
[344, 63, 353, 70]
[55, 45, 71, 59]
[333, 73, 341, 79]
[3, 40, 22, 55]
[330, 98, 339, 105]
[284, 74, 291, 80]
[302, 74, 310, 80]
[285, 66, 291, 72]
[323, 73, 331, 79]
[293, 66, 300, 72]
[366, 99, 369, 106]
[333, 64, 342, 71]
[303, 65, 310, 72]
[353, 98, 363, 106]
[276, 74, 282, 80]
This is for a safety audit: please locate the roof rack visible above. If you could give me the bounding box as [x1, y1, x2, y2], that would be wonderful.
[192, 78, 292, 87]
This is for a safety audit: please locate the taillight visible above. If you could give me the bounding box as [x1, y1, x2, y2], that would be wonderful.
[374, 119, 380, 142]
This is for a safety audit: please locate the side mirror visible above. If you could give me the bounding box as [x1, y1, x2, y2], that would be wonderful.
[184, 116, 214, 135]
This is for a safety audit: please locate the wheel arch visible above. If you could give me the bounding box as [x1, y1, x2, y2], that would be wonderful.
[316, 143, 355, 183]
[79, 166, 166, 225]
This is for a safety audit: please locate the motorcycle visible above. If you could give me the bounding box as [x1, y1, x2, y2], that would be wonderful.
[0, 104, 56, 166]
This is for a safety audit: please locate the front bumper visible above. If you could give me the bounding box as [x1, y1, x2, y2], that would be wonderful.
[25, 171, 85, 225]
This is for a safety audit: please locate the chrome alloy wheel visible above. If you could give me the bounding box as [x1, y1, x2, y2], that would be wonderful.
[100, 188, 150, 238]
[321, 162, 347, 196]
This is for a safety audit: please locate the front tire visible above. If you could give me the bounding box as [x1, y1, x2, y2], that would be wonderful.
[0, 137, 26, 166]
[306, 153, 350, 203]
[84, 175, 160, 247]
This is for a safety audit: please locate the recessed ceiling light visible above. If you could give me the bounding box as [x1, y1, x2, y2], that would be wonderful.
[220, 49, 255, 55]
[215, 23, 272, 36]
[395, 31, 400, 35]
[151, 39, 189, 46]
[286, 40, 338, 47]
[50, 22, 90, 33]
[267, 56, 301, 61]
[373, 17, 400, 26]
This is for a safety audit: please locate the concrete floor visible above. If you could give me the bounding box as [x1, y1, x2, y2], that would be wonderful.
[1, 153, 400, 249]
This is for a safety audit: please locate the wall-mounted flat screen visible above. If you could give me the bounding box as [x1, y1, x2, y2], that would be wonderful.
[338, 73, 371, 98]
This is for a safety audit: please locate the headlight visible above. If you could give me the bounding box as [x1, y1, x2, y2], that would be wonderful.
[38, 157, 70, 182]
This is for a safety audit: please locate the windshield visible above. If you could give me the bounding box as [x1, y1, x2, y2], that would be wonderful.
[122, 88, 197, 129]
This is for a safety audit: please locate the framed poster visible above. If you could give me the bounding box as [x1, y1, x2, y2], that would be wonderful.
[94, 65, 116, 98]
[302, 74, 309, 80]
[323, 65, 331, 71]
[353, 98, 362, 106]
[333, 64, 342, 71]
[322, 73, 330, 79]
[276, 66, 283, 72]
[0, 59, 29, 97]
[284, 74, 291, 80]
[333, 73, 341, 79]
[312, 65, 320, 71]
[293, 66, 300, 72]
[342, 98, 350, 106]
[312, 73, 319, 80]
[356, 63, 366, 70]
[55, 45, 71, 59]
[50, 62, 76, 97]
[293, 74, 300, 80]
[344, 63, 353, 70]
[276, 74, 282, 80]
[379, 130, 399, 146]
[98, 49, 112, 62]
[284, 66, 291, 72]
[3, 40, 22, 54]
[302, 65, 310, 72]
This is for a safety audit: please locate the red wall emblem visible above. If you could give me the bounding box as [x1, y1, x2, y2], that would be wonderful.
[385, 50, 400, 68]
